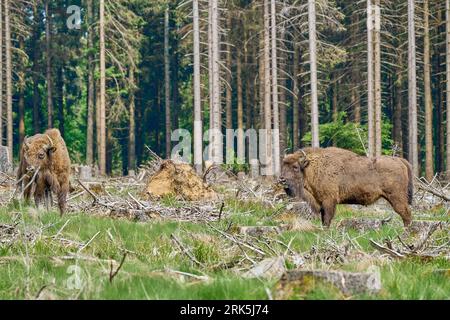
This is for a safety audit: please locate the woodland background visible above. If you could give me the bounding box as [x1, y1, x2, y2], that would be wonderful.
[0, 0, 449, 180]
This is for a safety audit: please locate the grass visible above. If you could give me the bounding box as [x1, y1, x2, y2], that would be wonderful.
[0, 199, 448, 300]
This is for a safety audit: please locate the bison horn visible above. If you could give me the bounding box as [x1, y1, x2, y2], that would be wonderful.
[299, 149, 307, 158]
[45, 135, 54, 149]
[24, 136, 31, 149]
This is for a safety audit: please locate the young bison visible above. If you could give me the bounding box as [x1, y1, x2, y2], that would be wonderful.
[17, 128, 71, 215]
[280, 147, 413, 228]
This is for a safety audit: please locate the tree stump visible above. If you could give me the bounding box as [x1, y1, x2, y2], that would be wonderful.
[0, 146, 12, 174]
[79, 166, 93, 181]
[276, 269, 381, 298]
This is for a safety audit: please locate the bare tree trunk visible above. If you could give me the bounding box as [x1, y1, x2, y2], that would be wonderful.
[164, 7, 171, 158]
[259, 35, 265, 130]
[271, 0, 280, 175]
[86, 0, 95, 166]
[292, 41, 299, 150]
[193, 0, 202, 173]
[373, 0, 382, 157]
[18, 37, 25, 148]
[393, 59, 403, 151]
[367, 0, 375, 157]
[408, 0, 419, 176]
[308, 0, 319, 148]
[423, 0, 433, 181]
[237, 49, 244, 164]
[263, 0, 273, 176]
[45, 0, 53, 129]
[279, 20, 287, 160]
[446, 0, 450, 175]
[225, 17, 233, 165]
[5, 0, 12, 157]
[57, 66, 65, 138]
[99, 0, 106, 175]
[32, 1, 40, 135]
[0, 0, 3, 145]
[128, 67, 136, 173]
[210, 0, 222, 164]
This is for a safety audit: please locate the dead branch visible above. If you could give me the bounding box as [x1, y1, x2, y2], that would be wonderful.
[170, 234, 204, 267]
[109, 253, 127, 283]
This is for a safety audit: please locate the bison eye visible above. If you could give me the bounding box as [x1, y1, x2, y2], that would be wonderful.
[38, 152, 45, 159]
[293, 165, 300, 173]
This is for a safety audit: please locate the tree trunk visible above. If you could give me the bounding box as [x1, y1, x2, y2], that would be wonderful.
[45, 0, 53, 129]
[393, 59, 403, 151]
[408, 0, 419, 176]
[367, 0, 375, 157]
[86, 0, 95, 166]
[237, 49, 244, 164]
[271, 0, 280, 175]
[32, 1, 40, 135]
[263, 0, 273, 176]
[211, 0, 222, 164]
[5, 0, 12, 157]
[128, 67, 136, 172]
[446, 0, 450, 175]
[225, 17, 233, 165]
[373, 0, 382, 157]
[193, 0, 202, 173]
[164, 7, 171, 159]
[423, 0, 433, 181]
[57, 65, 65, 138]
[0, 0, 2, 145]
[279, 23, 287, 160]
[99, 0, 106, 175]
[259, 35, 265, 130]
[308, 0, 319, 148]
[18, 37, 25, 148]
[292, 41, 300, 151]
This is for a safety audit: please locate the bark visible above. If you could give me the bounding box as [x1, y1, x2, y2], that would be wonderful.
[164, 7, 171, 158]
[5, 0, 12, 157]
[393, 59, 403, 151]
[193, 0, 202, 173]
[367, 0, 375, 157]
[57, 65, 65, 138]
[292, 41, 300, 150]
[237, 49, 244, 164]
[373, 0, 382, 157]
[263, 0, 273, 176]
[408, 0, 419, 176]
[446, 0, 450, 174]
[128, 67, 136, 172]
[99, 0, 106, 175]
[271, 0, 280, 175]
[0, 0, 2, 144]
[308, 0, 319, 148]
[18, 37, 25, 148]
[45, 0, 53, 129]
[423, 0, 433, 181]
[86, 0, 95, 165]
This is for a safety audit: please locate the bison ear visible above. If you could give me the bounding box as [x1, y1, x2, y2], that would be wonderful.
[47, 146, 57, 156]
[298, 157, 309, 170]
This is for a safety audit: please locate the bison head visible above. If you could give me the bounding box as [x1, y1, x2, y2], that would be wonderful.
[280, 150, 310, 199]
[22, 135, 57, 172]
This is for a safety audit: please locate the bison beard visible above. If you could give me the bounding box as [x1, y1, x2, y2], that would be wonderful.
[17, 129, 71, 216]
[281, 147, 413, 228]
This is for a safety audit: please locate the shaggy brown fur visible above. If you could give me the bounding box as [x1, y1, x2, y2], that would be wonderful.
[17, 129, 71, 215]
[281, 147, 413, 227]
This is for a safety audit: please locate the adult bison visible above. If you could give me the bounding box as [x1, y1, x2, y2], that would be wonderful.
[280, 147, 413, 228]
[17, 128, 71, 215]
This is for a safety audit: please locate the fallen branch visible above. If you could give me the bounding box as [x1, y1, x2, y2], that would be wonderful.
[109, 253, 127, 283]
[76, 179, 99, 204]
[369, 240, 405, 258]
[171, 234, 204, 267]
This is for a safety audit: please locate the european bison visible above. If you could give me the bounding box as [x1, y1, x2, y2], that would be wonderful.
[17, 128, 71, 215]
[280, 147, 413, 228]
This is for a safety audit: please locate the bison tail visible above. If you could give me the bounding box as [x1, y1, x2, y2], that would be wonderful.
[400, 158, 414, 205]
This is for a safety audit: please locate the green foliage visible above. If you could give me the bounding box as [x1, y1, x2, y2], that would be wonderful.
[302, 112, 394, 155]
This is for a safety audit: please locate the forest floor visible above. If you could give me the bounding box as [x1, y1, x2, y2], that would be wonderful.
[0, 169, 448, 300]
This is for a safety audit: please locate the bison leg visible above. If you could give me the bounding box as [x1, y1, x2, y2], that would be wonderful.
[44, 188, 53, 212]
[57, 183, 69, 216]
[321, 200, 337, 228]
[22, 177, 32, 203]
[385, 195, 412, 227]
